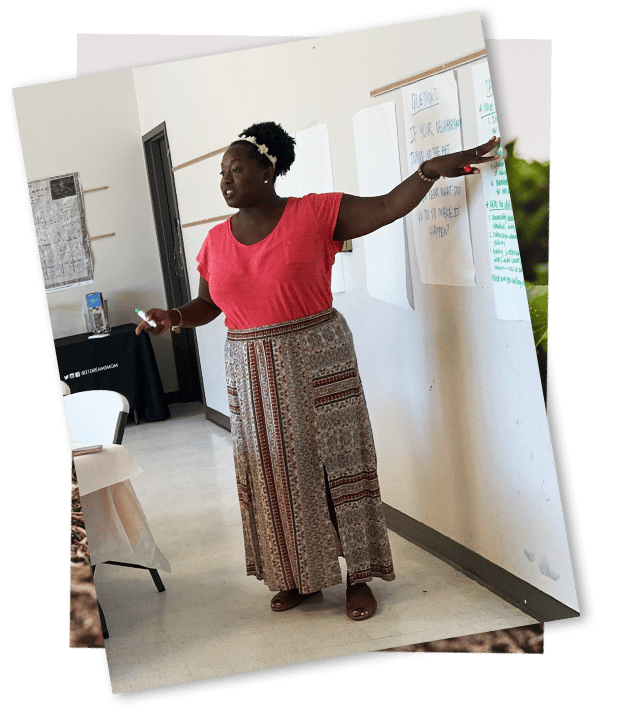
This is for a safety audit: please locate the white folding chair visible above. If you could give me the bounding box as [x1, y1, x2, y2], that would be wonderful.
[64, 389, 129, 446]
[65, 389, 165, 638]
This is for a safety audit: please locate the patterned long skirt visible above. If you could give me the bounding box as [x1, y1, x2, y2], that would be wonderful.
[224, 308, 395, 594]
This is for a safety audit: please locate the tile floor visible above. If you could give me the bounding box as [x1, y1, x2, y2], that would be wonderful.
[96, 402, 538, 692]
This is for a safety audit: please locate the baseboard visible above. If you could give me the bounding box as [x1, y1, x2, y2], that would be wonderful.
[206, 406, 231, 432]
[382, 503, 579, 624]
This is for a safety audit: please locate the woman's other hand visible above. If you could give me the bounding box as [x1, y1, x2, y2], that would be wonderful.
[424, 136, 501, 178]
[135, 308, 173, 336]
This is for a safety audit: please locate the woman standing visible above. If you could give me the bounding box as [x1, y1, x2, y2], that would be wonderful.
[137, 122, 499, 620]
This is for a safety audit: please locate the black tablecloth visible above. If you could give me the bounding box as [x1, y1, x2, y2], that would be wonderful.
[55, 323, 171, 424]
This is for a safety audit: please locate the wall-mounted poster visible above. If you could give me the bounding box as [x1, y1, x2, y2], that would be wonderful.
[353, 101, 410, 310]
[28, 172, 94, 291]
[402, 71, 475, 287]
[472, 62, 530, 322]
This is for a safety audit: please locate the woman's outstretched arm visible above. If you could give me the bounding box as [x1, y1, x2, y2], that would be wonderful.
[333, 136, 500, 242]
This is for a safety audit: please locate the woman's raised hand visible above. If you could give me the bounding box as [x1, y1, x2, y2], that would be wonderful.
[424, 136, 501, 178]
[135, 308, 173, 336]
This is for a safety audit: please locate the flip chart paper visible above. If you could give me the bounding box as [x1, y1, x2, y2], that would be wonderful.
[402, 71, 476, 287]
[278, 123, 335, 197]
[472, 61, 530, 322]
[353, 102, 410, 310]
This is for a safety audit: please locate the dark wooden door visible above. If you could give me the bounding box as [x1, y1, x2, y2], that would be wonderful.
[142, 122, 204, 406]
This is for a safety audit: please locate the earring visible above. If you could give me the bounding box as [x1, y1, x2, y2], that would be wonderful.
[264, 180, 268, 184]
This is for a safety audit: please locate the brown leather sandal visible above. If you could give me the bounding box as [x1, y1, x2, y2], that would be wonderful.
[270, 588, 321, 612]
[346, 582, 377, 621]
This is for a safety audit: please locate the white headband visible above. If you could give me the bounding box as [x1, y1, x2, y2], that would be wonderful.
[237, 135, 277, 166]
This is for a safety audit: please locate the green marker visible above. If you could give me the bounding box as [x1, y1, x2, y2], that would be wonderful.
[135, 308, 157, 327]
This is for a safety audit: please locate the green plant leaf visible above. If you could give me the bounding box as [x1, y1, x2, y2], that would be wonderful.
[526, 284, 548, 353]
[504, 140, 550, 284]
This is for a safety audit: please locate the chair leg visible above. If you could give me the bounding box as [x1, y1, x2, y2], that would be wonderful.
[104, 561, 165, 592]
[149, 568, 165, 592]
[97, 600, 109, 639]
[91, 565, 109, 639]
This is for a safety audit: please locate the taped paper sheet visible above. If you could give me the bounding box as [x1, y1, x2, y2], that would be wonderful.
[472, 61, 530, 321]
[402, 71, 476, 287]
[29, 173, 94, 291]
[353, 101, 410, 310]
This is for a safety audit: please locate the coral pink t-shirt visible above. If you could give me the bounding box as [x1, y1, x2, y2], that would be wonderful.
[196, 193, 344, 330]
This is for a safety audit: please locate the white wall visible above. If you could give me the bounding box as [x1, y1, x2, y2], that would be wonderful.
[131, 15, 577, 610]
[132, 14, 489, 421]
[13, 70, 178, 392]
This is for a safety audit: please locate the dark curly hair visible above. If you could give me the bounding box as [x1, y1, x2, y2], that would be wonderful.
[231, 121, 296, 178]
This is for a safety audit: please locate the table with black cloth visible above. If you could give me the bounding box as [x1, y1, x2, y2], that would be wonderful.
[55, 323, 170, 424]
